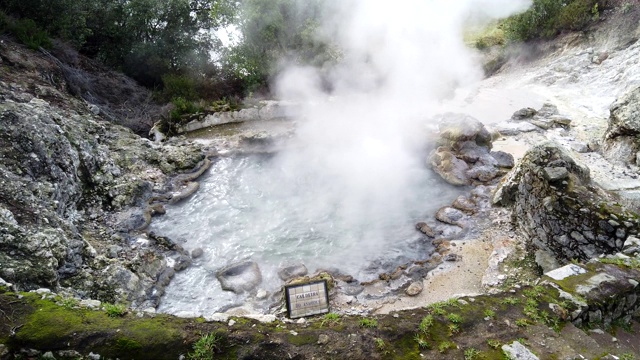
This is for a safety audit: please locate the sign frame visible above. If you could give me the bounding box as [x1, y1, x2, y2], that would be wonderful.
[284, 280, 330, 319]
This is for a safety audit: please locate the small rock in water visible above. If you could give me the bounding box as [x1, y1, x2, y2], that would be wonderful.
[405, 281, 423, 296]
[256, 289, 268, 299]
[191, 248, 204, 259]
[277, 263, 308, 281]
[216, 260, 263, 294]
[415, 222, 436, 237]
[435, 207, 465, 226]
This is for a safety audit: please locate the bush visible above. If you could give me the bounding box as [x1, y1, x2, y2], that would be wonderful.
[103, 303, 127, 317]
[161, 74, 198, 102]
[0, 11, 8, 34]
[11, 18, 52, 50]
[188, 333, 224, 360]
[503, 0, 602, 41]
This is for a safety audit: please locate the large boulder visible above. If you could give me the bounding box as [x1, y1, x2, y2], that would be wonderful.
[493, 142, 640, 262]
[429, 113, 513, 186]
[602, 86, 640, 165]
[216, 260, 263, 294]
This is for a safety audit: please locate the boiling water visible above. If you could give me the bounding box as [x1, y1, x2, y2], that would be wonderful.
[152, 151, 461, 315]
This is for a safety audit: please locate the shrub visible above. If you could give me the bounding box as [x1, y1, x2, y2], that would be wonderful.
[503, 0, 603, 41]
[103, 303, 127, 317]
[11, 18, 52, 50]
[188, 333, 223, 360]
[161, 74, 198, 102]
[169, 97, 201, 123]
[359, 318, 378, 328]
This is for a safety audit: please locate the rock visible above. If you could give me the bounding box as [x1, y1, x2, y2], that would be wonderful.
[278, 263, 308, 281]
[570, 142, 590, 153]
[317, 334, 330, 345]
[502, 341, 539, 360]
[492, 142, 635, 261]
[602, 86, 640, 164]
[543, 166, 569, 182]
[444, 253, 461, 262]
[415, 222, 436, 237]
[57, 350, 81, 358]
[429, 147, 470, 186]
[592, 52, 609, 64]
[88, 352, 101, 360]
[622, 236, 640, 255]
[80, 299, 102, 309]
[0, 344, 8, 357]
[256, 289, 268, 300]
[545, 264, 587, 281]
[452, 196, 477, 213]
[405, 281, 423, 296]
[535, 249, 561, 273]
[41, 351, 56, 359]
[467, 165, 500, 182]
[216, 261, 263, 294]
[191, 248, 204, 259]
[490, 151, 515, 168]
[511, 107, 537, 120]
[537, 103, 559, 118]
[494, 121, 540, 135]
[435, 207, 466, 226]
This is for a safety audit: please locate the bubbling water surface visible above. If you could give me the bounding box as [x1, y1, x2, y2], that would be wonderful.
[152, 152, 461, 315]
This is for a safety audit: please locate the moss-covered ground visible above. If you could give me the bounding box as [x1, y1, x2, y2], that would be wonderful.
[1, 283, 638, 359]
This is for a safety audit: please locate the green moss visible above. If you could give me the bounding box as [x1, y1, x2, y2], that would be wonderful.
[286, 333, 316, 346]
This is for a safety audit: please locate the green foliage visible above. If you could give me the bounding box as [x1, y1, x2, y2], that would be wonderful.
[59, 297, 79, 310]
[464, 347, 481, 360]
[447, 313, 463, 324]
[487, 339, 502, 349]
[359, 318, 378, 328]
[621, 2, 634, 13]
[188, 333, 223, 360]
[224, 0, 336, 94]
[501, 297, 521, 305]
[503, 0, 604, 42]
[320, 312, 341, 327]
[104, 303, 127, 318]
[161, 74, 198, 102]
[483, 309, 496, 319]
[438, 341, 456, 353]
[10, 18, 52, 50]
[374, 338, 386, 352]
[414, 334, 431, 349]
[419, 315, 434, 334]
[0, 11, 7, 34]
[620, 353, 636, 360]
[169, 97, 201, 123]
[515, 318, 531, 327]
[448, 323, 460, 336]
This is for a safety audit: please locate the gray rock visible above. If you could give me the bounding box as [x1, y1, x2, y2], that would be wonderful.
[444, 253, 461, 262]
[429, 148, 470, 186]
[537, 103, 559, 118]
[511, 107, 537, 120]
[452, 196, 477, 213]
[622, 236, 640, 255]
[535, 249, 561, 273]
[435, 207, 466, 226]
[494, 121, 540, 135]
[490, 151, 515, 168]
[216, 260, 263, 294]
[278, 263, 308, 281]
[405, 281, 423, 296]
[317, 334, 330, 345]
[415, 222, 436, 237]
[544, 166, 569, 182]
[502, 341, 539, 360]
[545, 264, 586, 281]
[191, 247, 204, 259]
[602, 86, 640, 164]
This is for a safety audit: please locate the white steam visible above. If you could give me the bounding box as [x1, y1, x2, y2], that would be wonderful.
[271, 0, 532, 260]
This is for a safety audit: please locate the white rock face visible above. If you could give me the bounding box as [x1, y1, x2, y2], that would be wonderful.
[502, 341, 539, 360]
[545, 264, 587, 281]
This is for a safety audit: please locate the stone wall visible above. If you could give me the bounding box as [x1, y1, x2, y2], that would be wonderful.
[493, 142, 640, 262]
[176, 101, 298, 133]
[545, 261, 640, 328]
